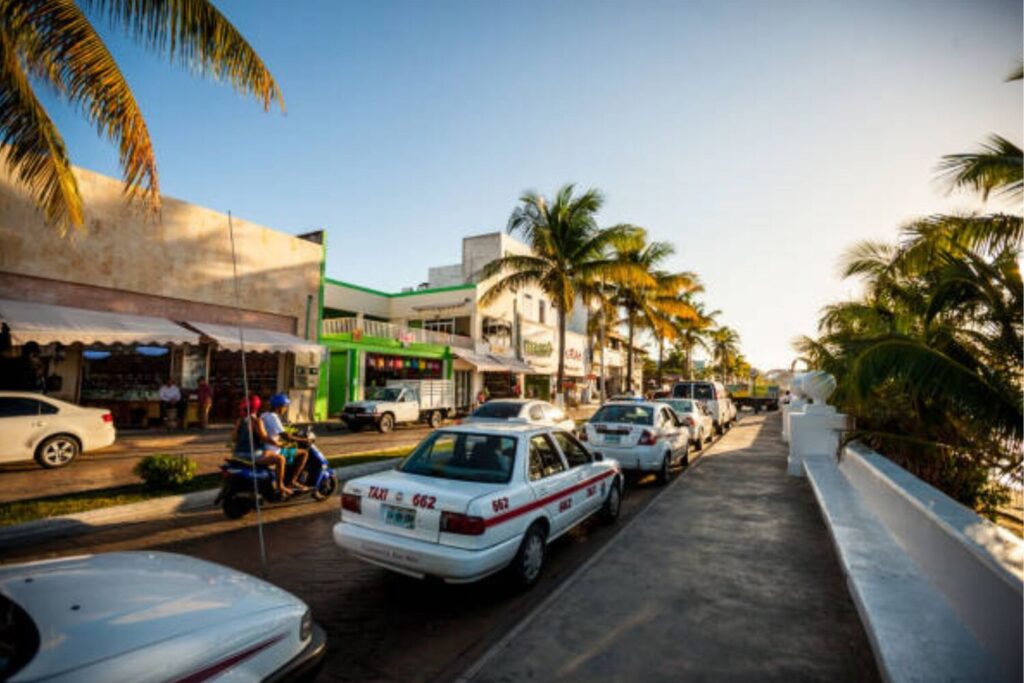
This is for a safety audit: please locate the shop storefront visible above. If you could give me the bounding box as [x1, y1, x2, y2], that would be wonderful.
[320, 325, 452, 416]
[0, 299, 323, 427]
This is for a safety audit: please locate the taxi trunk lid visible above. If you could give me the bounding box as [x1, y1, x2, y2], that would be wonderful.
[588, 422, 644, 447]
[344, 469, 503, 544]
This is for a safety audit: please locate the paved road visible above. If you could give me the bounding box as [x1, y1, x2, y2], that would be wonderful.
[0, 456, 668, 683]
[0, 424, 434, 503]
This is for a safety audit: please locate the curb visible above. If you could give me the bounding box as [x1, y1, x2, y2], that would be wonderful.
[0, 458, 400, 550]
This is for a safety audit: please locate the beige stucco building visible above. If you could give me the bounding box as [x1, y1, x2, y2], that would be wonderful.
[0, 164, 325, 424]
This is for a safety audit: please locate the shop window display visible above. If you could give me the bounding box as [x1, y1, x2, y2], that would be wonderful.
[364, 353, 442, 390]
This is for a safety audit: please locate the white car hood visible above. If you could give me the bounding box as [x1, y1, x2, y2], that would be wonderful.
[2, 552, 300, 681]
[346, 400, 387, 409]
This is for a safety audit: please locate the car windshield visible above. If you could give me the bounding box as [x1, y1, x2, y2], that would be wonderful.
[370, 387, 402, 401]
[663, 399, 694, 413]
[673, 383, 713, 400]
[0, 595, 38, 679]
[470, 402, 523, 419]
[591, 404, 655, 425]
[399, 431, 517, 483]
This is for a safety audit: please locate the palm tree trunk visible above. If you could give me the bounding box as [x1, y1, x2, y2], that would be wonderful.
[626, 312, 635, 392]
[557, 309, 567, 406]
[657, 336, 664, 387]
[685, 344, 693, 379]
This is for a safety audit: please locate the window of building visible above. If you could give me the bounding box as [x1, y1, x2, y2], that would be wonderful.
[424, 318, 455, 334]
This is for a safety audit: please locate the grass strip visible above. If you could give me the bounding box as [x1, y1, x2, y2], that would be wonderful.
[0, 450, 408, 528]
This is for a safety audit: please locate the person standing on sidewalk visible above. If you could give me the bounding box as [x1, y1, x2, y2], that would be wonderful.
[196, 378, 213, 429]
[158, 378, 182, 429]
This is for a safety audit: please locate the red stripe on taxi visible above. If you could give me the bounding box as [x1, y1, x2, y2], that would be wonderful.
[484, 469, 617, 528]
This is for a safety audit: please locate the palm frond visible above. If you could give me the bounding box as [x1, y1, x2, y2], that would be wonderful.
[937, 134, 1023, 200]
[83, 0, 284, 111]
[11, 0, 159, 210]
[0, 27, 81, 231]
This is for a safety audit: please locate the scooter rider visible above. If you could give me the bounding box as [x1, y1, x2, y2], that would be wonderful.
[232, 395, 293, 496]
[262, 393, 310, 492]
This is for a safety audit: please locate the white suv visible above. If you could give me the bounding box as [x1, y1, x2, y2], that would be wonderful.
[581, 401, 690, 484]
[670, 381, 733, 435]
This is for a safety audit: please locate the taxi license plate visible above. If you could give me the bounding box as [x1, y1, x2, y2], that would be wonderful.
[604, 434, 621, 444]
[383, 505, 416, 529]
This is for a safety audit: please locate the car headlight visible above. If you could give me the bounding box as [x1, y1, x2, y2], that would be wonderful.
[300, 608, 313, 641]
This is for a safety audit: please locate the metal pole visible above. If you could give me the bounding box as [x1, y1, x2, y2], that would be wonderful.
[599, 279, 607, 402]
[228, 211, 268, 575]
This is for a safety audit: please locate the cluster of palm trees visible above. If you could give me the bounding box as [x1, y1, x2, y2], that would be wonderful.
[481, 184, 743, 401]
[794, 66, 1022, 514]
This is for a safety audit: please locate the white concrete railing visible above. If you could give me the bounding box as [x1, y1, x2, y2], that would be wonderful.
[322, 316, 474, 349]
[803, 442, 1023, 683]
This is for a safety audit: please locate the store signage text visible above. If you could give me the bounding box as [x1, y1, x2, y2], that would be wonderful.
[524, 340, 553, 357]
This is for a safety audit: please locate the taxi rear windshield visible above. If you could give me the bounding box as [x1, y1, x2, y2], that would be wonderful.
[399, 431, 517, 483]
[674, 383, 714, 400]
[471, 402, 522, 419]
[665, 399, 694, 413]
[591, 404, 654, 425]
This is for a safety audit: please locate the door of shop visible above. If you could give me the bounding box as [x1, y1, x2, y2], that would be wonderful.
[454, 370, 472, 413]
[328, 351, 350, 416]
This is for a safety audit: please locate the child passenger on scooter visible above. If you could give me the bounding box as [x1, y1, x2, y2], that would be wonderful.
[233, 395, 294, 496]
[262, 393, 310, 493]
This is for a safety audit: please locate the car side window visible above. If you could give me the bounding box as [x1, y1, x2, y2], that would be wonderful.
[528, 434, 566, 481]
[552, 431, 590, 467]
[528, 404, 545, 421]
[0, 397, 57, 417]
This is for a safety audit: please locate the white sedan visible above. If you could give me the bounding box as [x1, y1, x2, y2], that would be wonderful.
[333, 423, 622, 587]
[0, 392, 116, 468]
[0, 551, 325, 682]
[658, 398, 714, 450]
[462, 399, 576, 432]
[580, 401, 691, 483]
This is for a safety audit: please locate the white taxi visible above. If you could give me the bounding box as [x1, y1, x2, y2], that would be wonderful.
[580, 401, 690, 484]
[333, 423, 622, 587]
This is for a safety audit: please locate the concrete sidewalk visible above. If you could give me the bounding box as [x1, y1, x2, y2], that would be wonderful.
[463, 413, 880, 683]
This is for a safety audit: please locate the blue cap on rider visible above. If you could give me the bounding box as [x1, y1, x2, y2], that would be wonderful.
[269, 393, 290, 410]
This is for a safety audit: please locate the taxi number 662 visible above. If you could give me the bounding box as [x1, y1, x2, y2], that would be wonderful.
[491, 497, 510, 513]
[411, 494, 436, 509]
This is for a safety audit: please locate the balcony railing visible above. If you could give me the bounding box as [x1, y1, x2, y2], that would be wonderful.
[322, 317, 474, 349]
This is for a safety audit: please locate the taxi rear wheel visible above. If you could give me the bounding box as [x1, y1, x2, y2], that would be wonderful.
[601, 480, 622, 523]
[657, 454, 672, 485]
[509, 523, 547, 589]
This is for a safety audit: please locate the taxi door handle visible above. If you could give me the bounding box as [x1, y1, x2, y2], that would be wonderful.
[32, 421, 47, 428]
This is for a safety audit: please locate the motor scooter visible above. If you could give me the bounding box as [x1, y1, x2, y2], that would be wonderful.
[215, 426, 338, 519]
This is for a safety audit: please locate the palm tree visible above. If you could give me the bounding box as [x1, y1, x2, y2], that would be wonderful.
[0, 0, 283, 232]
[609, 233, 698, 391]
[709, 326, 740, 382]
[480, 184, 650, 404]
[797, 70, 1022, 512]
[651, 283, 703, 387]
[675, 302, 719, 379]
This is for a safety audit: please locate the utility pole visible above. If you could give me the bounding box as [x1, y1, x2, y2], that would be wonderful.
[599, 279, 607, 403]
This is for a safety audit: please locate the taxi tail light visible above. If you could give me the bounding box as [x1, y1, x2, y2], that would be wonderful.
[440, 511, 486, 535]
[578, 430, 588, 441]
[341, 493, 361, 514]
[101, 412, 113, 423]
[682, 416, 696, 428]
[638, 430, 659, 446]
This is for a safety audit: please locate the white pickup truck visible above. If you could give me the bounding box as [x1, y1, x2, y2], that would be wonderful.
[341, 380, 454, 433]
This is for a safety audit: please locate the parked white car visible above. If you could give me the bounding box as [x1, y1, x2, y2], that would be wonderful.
[334, 423, 622, 587]
[342, 380, 453, 433]
[658, 398, 714, 450]
[0, 391, 116, 468]
[670, 381, 734, 435]
[462, 399, 575, 432]
[580, 401, 691, 483]
[0, 551, 325, 682]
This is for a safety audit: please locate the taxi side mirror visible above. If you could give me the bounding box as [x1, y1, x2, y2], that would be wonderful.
[593, 452, 604, 461]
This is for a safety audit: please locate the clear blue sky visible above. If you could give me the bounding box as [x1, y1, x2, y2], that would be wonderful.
[49, 0, 1022, 370]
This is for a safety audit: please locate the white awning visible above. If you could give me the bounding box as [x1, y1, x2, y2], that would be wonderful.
[0, 298, 198, 346]
[451, 347, 535, 374]
[187, 321, 324, 360]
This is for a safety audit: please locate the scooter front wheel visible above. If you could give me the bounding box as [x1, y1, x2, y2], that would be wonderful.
[312, 476, 339, 502]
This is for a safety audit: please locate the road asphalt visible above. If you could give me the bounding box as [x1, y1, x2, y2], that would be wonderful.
[461, 413, 880, 683]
